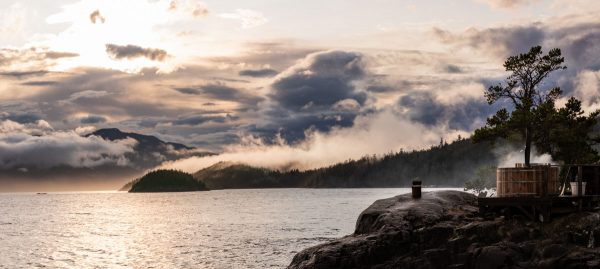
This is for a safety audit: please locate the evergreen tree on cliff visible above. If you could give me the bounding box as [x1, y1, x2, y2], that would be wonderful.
[473, 46, 599, 166]
[537, 97, 600, 164]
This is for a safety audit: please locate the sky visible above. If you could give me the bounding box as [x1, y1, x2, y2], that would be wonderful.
[1, 0, 600, 188]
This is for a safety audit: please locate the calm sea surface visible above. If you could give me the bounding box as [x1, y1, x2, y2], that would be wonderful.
[0, 188, 454, 268]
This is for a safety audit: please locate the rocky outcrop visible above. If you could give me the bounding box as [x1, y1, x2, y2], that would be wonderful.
[288, 191, 600, 269]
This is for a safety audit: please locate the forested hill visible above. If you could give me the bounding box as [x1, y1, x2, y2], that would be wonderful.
[193, 138, 499, 189]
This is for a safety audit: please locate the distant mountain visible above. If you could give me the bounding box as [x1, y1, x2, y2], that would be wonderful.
[89, 128, 192, 151]
[88, 128, 213, 169]
[192, 138, 499, 189]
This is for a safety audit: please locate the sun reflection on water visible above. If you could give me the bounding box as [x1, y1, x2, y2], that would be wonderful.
[0, 188, 448, 268]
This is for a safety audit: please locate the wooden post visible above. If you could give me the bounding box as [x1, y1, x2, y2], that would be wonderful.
[578, 166, 583, 196]
[412, 180, 421, 199]
[578, 165, 583, 211]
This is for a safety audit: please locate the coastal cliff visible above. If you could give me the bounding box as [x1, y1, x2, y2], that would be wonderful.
[288, 191, 600, 268]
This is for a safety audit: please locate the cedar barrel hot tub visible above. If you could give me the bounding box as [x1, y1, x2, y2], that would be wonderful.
[496, 163, 559, 197]
[480, 164, 600, 222]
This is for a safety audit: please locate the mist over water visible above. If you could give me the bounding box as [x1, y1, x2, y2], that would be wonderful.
[161, 110, 469, 173]
[0, 188, 456, 268]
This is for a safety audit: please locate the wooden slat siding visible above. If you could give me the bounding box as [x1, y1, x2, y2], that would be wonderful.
[497, 165, 559, 197]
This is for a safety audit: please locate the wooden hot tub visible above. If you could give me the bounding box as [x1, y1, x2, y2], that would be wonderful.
[496, 164, 559, 197]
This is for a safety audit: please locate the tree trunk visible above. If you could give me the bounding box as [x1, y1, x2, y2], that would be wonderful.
[524, 126, 532, 167]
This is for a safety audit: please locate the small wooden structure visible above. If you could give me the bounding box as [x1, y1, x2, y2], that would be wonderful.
[479, 164, 600, 222]
[496, 164, 559, 197]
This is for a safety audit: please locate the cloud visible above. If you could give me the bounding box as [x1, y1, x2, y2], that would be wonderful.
[1, 111, 43, 124]
[168, 0, 209, 17]
[157, 46, 494, 169]
[56, 89, 114, 108]
[79, 115, 107, 124]
[20, 80, 58, 86]
[572, 70, 600, 111]
[74, 125, 96, 135]
[105, 44, 168, 61]
[397, 91, 497, 130]
[0, 43, 538, 154]
[398, 92, 449, 126]
[563, 32, 600, 71]
[0, 119, 52, 135]
[202, 84, 256, 101]
[0, 120, 135, 169]
[173, 83, 264, 104]
[89, 10, 105, 24]
[0, 70, 48, 78]
[248, 50, 372, 142]
[191, 2, 209, 17]
[44, 51, 79, 59]
[2, 66, 250, 146]
[270, 50, 367, 112]
[0, 47, 78, 75]
[160, 108, 463, 172]
[0, 102, 44, 123]
[65, 90, 111, 102]
[206, 42, 317, 76]
[173, 87, 202, 95]
[238, 68, 278, 78]
[332, 99, 361, 112]
[443, 64, 463, 73]
[432, 25, 545, 58]
[251, 111, 359, 142]
[477, 0, 540, 9]
[169, 0, 178, 11]
[0, 3, 26, 44]
[219, 9, 268, 28]
[365, 85, 395, 93]
[172, 114, 232, 126]
[431, 16, 600, 112]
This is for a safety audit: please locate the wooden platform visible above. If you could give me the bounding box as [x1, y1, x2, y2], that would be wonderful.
[478, 195, 600, 222]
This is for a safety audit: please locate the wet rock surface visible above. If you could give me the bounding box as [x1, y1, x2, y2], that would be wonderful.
[288, 191, 600, 269]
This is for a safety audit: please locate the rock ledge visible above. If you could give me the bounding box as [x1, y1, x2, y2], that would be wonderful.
[288, 190, 600, 269]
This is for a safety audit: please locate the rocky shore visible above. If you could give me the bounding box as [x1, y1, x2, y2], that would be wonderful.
[288, 191, 600, 269]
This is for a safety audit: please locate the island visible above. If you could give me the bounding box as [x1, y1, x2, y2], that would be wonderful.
[128, 169, 209, 193]
[288, 190, 600, 268]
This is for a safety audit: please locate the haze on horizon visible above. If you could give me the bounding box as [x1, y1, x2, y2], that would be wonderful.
[1, 0, 600, 191]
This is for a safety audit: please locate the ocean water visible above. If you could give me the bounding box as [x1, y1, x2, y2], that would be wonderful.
[0, 188, 450, 268]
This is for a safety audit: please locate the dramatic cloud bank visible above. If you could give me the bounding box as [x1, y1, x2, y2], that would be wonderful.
[0, 120, 135, 169]
[161, 109, 466, 172]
